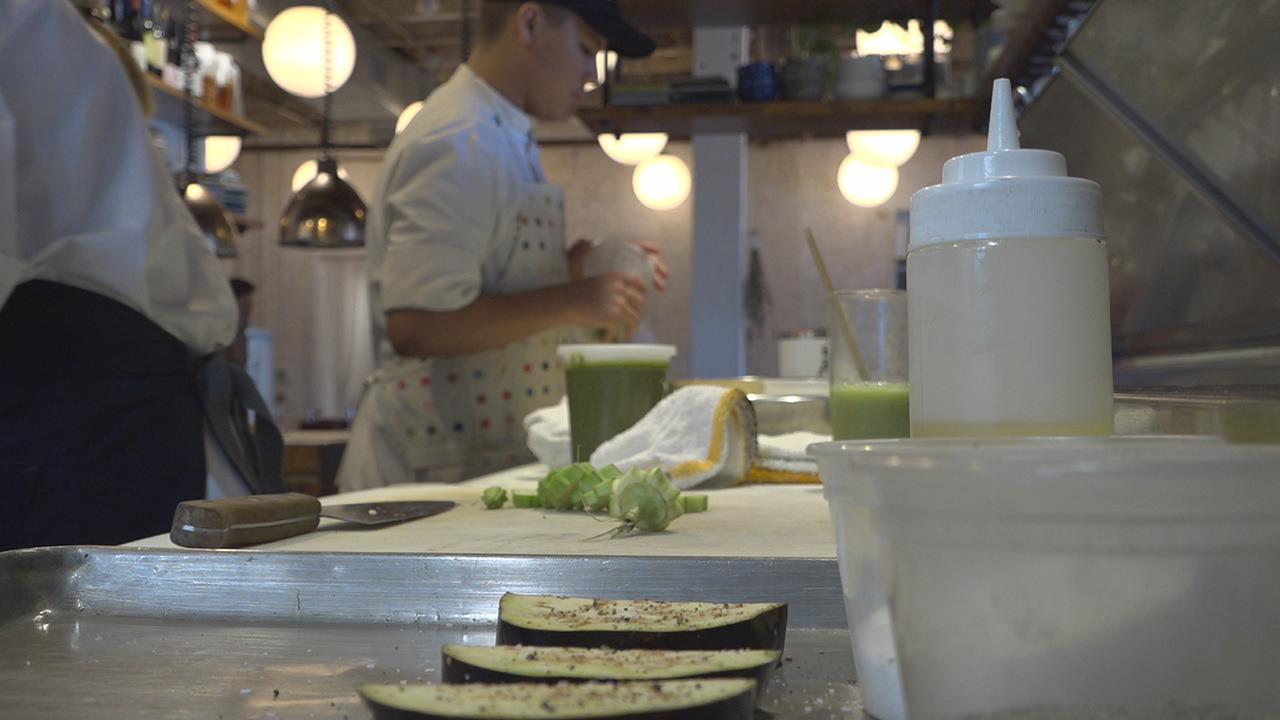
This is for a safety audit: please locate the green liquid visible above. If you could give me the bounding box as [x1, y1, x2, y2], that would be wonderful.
[564, 361, 669, 461]
[831, 382, 910, 440]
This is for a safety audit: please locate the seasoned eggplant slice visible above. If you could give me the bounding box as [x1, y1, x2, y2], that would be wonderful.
[495, 594, 787, 652]
[358, 678, 756, 720]
[441, 644, 780, 686]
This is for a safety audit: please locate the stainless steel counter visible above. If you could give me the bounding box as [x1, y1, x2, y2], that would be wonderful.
[5, 387, 1274, 719]
[0, 547, 856, 720]
[1114, 388, 1280, 441]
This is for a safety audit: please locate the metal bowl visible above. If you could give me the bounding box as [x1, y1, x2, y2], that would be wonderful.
[747, 393, 830, 435]
[670, 377, 831, 435]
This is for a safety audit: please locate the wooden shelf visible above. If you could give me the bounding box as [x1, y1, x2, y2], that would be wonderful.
[617, 0, 996, 30]
[156, 0, 264, 41]
[195, 0, 263, 40]
[147, 75, 266, 136]
[578, 97, 980, 140]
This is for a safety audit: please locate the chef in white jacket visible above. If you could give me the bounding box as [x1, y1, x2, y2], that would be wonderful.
[336, 1, 660, 490]
[0, 0, 276, 549]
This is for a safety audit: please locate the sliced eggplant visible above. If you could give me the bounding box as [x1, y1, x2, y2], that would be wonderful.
[495, 593, 787, 652]
[441, 644, 781, 687]
[358, 678, 756, 720]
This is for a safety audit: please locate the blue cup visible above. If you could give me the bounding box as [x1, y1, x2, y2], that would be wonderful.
[737, 62, 777, 102]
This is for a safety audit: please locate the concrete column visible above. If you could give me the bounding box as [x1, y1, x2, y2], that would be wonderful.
[689, 26, 749, 378]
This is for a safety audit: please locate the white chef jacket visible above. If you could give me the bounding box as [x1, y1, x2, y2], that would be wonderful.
[0, 0, 237, 355]
[366, 64, 547, 361]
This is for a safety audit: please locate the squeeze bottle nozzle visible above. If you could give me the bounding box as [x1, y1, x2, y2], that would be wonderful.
[987, 78, 1019, 152]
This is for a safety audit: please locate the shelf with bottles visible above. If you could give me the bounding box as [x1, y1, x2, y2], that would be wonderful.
[147, 74, 265, 136]
[95, 0, 261, 135]
[580, 0, 993, 141]
[577, 96, 978, 141]
[130, 0, 263, 42]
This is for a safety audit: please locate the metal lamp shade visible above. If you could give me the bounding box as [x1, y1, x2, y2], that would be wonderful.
[279, 158, 366, 248]
[181, 178, 240, 258]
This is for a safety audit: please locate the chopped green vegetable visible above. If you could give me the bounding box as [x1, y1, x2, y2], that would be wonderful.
[608, 467, 684, 534]
[532, 464, 699, 537]
[539, 463, 593, 510]
[579, 476, 612, 512]
[679, 494, 708, 513]
[481, 486, 508, 509]
[511, 492, 540, 508]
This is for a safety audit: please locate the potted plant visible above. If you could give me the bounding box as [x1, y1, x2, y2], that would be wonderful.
[780, 24, 838, 101]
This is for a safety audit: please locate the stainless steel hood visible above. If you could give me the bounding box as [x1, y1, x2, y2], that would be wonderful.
[1016, 0, 1280, 387]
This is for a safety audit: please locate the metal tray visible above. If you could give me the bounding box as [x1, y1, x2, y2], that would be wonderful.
[0, 547, 860, 719]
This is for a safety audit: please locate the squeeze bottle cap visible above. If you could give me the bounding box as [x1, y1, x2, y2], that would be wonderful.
[910, 78, 1103, 247]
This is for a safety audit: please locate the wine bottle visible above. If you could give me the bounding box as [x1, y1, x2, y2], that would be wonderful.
[140, 0, 159, 75]
[150, 7, 170, 75]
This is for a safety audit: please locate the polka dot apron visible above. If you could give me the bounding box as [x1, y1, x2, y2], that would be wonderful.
[344, 183, 577, 486]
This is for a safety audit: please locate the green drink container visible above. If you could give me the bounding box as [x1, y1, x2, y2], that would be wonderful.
[830, 382, 910, 440]
[557, 343, 677, 462]
[827, 289, 910, 440]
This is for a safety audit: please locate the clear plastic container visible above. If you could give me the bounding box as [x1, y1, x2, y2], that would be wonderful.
[811, 437, 1280, 720]
[812, 440, 907, 720]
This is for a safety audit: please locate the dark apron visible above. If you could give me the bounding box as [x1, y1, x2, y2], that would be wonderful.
[0, 280, 281, 550]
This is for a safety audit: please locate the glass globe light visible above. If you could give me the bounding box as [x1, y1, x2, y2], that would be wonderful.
[203, 136, 242, 174]
[845, 130, 921, 168]
[262, 6, 356, 98]
[632, 154, 691, 211]
[838, 154, 898, 208]
[599, 133, 668, 165]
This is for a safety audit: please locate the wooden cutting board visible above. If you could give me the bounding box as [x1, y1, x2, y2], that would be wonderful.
[134, 465, 837, 558]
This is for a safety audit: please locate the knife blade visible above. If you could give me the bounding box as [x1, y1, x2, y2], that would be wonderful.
[170, 492, 456, 548]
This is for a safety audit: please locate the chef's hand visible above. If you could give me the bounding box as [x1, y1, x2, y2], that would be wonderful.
[569, 271, 647, 342]
[634, 241, 669, 291]
[567, 239, 668, 291]
[566, 238, 594, 281]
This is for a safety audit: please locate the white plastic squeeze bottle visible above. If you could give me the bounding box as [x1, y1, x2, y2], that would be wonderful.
[907, 78, 1113, 437]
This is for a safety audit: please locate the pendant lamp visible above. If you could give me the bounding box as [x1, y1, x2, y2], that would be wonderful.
[177, 0, 238, 258]
[276, 2, 365, 248]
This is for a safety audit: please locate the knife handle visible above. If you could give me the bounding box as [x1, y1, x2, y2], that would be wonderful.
[170, 493, 322, 548]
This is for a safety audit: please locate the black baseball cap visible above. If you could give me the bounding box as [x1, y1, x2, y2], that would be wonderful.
[527, 0, 656, 58]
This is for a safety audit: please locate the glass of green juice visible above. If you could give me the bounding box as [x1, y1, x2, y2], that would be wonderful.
[827, 289, 910, 440]
[556, 343, 677, 461]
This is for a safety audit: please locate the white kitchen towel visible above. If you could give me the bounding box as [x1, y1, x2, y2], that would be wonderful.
[590, 386, 757, 489]
[745, 430, 828, 484]
[523, 396, 572, 469]
[524, 389, 826, 486]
